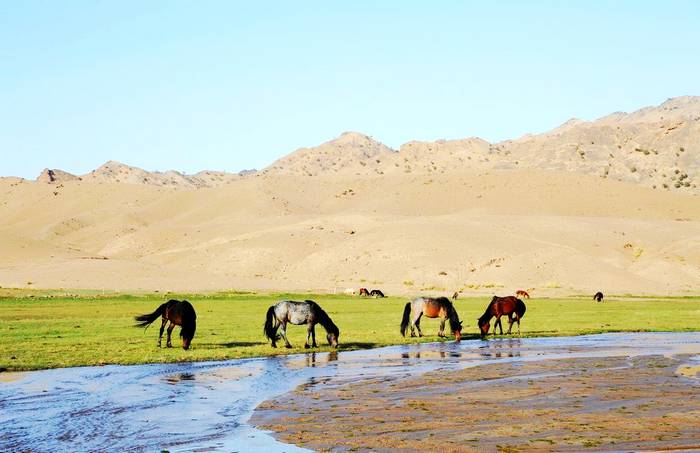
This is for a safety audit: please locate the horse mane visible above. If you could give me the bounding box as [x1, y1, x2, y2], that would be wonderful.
[307, 300, 339, 336]
[434, 297, 461, 333]
[479, 296, 498, 323]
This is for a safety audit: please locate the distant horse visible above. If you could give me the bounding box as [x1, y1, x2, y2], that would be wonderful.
[401, 297, 462, 341]
[478, 296, 526, 339]
[594, 291, 604, 302]
[515, 290, 530, 299]
[264, 300, 340, 349]
[134, 299, 197, 350]
[359, 288, 370, 297]
[452, 291, 459, 300]
[370, 289, 385, 298]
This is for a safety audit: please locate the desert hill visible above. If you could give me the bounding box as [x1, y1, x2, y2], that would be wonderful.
[35, 161, 253, 188]
[29, 97, 700, 193]
[262, 96, 700, 193]
[1, 169, 699, 296]
[263, 131, 396, 176]
[2, 96, 699, 295]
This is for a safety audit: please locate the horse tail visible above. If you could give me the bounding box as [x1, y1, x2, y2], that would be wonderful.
[400, 302, 412, 337]
[180, 301, 197, 341]
[263, 305, 278, 341]
[134, 302, 168, 329]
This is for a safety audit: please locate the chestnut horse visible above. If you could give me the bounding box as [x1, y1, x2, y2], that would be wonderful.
[401, 297, 462, 341]
[134, 299, 197, 350]
[478, 296, 526, 339]
[515, 290, 530, 299]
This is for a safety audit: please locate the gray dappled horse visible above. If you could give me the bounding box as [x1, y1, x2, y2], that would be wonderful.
[264, 300, 340, 348]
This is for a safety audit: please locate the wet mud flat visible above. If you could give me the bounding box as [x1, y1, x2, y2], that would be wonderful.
[2, 333, 699, 452]
[253, 336, 700, 452]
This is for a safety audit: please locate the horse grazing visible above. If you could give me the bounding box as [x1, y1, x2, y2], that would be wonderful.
[478, 296, 526, 339]
[370, 289, 385, 298]
[134, 299, 197, 350]
[400, 297, 462, 341]
[593, 291, 604, 302]
[515, 290, 530, 299]
[358, 288, 370, 297]
[452, 291, 459, 300]
[264, 300, 340, 349]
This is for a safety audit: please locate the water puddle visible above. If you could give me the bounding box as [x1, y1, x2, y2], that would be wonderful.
[1, 332, 699, 452]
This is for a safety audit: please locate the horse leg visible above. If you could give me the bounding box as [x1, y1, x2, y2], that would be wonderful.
[516, 315, 522, 337]
[166, 322, 175, 347]
[506, 314, 514, 335]
[415, 313, 424, 337]
[438, 318, 446, 337]
[280, 322, 292, 348]
[495, 316, 502, 336]
[305, 324, 313, 349]
[158, 317, 167, 347]
[409, 310, 418, 337]
[311, 324, 317, 348]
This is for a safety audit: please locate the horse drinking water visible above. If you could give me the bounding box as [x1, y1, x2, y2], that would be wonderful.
[134, 299, 197, 350]
[264, 300, 340, 348]
[478, 296, 526, 339]
[400, 297, 463, 341]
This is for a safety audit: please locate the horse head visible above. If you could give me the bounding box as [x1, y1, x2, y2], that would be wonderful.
[478, 318, 490, 339]
[182, 336, 192, 350]
[454, 320, 463, 342]
[326, 331, 339, 348]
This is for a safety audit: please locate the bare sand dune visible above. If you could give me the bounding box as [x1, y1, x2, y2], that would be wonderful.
[3, 97, 699, 295]
[1, 168, 699, 295]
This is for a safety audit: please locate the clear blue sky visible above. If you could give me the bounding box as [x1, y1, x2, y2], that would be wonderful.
[1, 1, 699, 178]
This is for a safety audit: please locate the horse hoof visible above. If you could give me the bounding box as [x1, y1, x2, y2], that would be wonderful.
[304, 344, 310, 349]
[285, 344, 292, 349]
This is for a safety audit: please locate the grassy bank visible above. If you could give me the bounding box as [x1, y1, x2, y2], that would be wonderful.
[1, 291, 699, 371]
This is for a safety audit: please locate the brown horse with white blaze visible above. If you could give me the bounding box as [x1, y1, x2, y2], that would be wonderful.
[400, 297, 462, 341]
[478, 296, 526, 339]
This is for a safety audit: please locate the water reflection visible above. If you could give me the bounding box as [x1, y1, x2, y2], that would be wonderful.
[1, 332, 699, 452]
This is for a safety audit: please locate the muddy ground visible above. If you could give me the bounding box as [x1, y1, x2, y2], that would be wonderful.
[253, 354, 700, 452]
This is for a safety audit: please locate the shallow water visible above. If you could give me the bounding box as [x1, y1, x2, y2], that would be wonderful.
[1, 332, 699, 452]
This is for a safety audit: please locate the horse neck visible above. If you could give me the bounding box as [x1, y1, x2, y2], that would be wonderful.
[315, 308, 337, 333]
[479, 304, 494, 322]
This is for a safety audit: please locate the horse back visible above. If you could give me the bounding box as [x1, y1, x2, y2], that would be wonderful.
[166, 300, 196, 326]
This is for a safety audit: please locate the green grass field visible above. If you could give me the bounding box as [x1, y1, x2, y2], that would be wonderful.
[1, 289, 699, 371]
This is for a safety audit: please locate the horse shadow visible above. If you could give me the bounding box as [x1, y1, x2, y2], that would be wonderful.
[338, 342, 379, 349]
[198, 341, 267, 348]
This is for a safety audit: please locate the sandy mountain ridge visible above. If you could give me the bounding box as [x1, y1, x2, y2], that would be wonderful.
[264, 96, 700, 193]
[23, 96, 700, 193]
[34, 161, 255, 188]
[1, 96, 699, 295]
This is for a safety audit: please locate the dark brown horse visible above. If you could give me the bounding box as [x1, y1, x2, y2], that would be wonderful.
[370, 289, 385, 298]
[358, 288, 370, 297]
[478, 296, 526, 339]
[401, 297, 462, 341]
[135, 299, 197, 349]
[593, 291, 604, 302]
